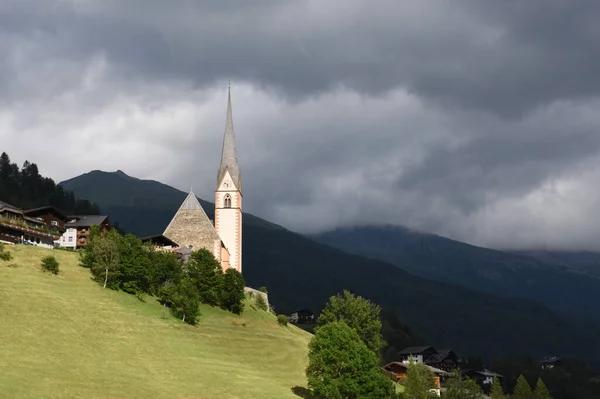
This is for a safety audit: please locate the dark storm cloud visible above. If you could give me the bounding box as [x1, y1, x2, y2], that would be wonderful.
[4, 0, 600, 115]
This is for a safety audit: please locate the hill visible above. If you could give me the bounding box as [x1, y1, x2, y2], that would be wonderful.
[59, 170, 600, 365]
[0, 245, 311, 398]
[310, 225, 600, 322]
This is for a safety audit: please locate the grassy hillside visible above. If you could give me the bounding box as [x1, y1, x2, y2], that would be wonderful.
[0, 245, 311, 399]
[310, 225, 600, 322]
[59, 170, 600, 365]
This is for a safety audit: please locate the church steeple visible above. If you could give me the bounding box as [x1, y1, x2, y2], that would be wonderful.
[217, 86, 241, 192]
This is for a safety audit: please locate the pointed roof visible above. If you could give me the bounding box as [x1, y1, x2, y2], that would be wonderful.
[163, 190, 223, 254]
[217, 87, 241, 191]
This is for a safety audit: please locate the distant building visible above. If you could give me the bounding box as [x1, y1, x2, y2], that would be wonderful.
[462, 368, 504, 385]
[540, 356, 561, 370]
[0, 200, 61, 247]
[424, 349, 460, 372]
[397, 346, 439, 364]
[140, 234, 179, 251]
[288, 309, 316, 324]
[62, 215, 111, 249]
[382, 361, 448, 396]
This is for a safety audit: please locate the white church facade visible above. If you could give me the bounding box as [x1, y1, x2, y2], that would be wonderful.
[163, 89, 243, 273]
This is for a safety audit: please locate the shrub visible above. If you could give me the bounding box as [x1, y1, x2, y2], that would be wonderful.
[259, 286, 268, 293]
[277, 314, 289, 326]
[0, 243, 12, 261]
[255, 293, 268, 311]
[41, 255, 60, 275]
[7, 263, 19, 268]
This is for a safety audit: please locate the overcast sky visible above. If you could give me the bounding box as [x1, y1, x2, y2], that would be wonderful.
[2, 0, 600, 250]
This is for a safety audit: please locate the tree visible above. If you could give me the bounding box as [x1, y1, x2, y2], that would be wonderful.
[254, 293, 268, 311]
[160, 277, 201, 325]
[40, 256, 60, 275]
[306, 321, 394, 399]
[533, 378, 551, 399]
[512, 375, 533, 399]
[489, 377, 505, 399]
[403, 361, 437, 399]
[442, 370, 482, 399]
[316, 290, 385, 355]
[219, 268, 246, 314]
[188, 249, 223, 306]
[91, 235, 121, 289]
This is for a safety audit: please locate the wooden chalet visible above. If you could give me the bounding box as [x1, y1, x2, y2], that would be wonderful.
[462, 368, 504, 385]
[64, 215, 111, 249]
[0, 200, 61, 247]
[424, 349, 460, 372]
[140, 234, 179, 251]
[397, 346, 438, 364]
[23, 206, 69, 232]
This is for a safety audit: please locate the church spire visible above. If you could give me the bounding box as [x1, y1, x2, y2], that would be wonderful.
[217, 86, 241, 192]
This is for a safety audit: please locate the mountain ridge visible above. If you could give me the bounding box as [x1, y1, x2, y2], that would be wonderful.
[59, 170, 600, 365]
[309, 225, 600, 323]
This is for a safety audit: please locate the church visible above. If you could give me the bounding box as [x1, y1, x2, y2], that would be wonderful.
[162, 89, 243, 273]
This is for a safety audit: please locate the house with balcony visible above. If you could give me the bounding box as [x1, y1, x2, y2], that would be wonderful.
[0, 200, 62, 247]
[63, 215, 111, 249]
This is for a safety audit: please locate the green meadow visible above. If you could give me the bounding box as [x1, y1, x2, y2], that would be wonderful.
[0, 245, 312, 399]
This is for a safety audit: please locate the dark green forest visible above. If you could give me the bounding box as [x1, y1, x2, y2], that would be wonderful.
[0, 152, 100, 214]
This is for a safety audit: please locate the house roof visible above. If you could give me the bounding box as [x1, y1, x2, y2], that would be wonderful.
[24, 206, 69, 220]
[163, 190, 223, 253]
[140, 234, 179, 247]
[66, 215, 108, 227]
[425, 349, 457, 364]
[398, 346, 436, 355]
[0, 200, 21, 212]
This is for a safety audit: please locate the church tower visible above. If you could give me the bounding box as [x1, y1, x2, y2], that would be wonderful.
[215, 88, 242, 273]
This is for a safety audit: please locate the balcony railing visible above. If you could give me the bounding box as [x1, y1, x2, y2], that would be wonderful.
[0, 215, 61, 238]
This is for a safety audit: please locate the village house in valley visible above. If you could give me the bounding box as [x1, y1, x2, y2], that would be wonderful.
[0, 201, 109, 249]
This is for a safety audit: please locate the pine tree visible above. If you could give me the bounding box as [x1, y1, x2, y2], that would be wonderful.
[489, 377, 505, 399]
[533, 378, 551, 399]
[512, 375, 533, 399]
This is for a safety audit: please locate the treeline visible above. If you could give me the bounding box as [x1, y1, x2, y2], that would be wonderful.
[80, 226, 246, 324]
[0, 152, 100, 214]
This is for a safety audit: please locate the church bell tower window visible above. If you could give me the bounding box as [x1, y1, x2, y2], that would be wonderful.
[224, 194, 232, 208]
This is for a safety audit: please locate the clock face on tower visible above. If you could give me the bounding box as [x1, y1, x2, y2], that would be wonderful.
[223, 181, 229, 188]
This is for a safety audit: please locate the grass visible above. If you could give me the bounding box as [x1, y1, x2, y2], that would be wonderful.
[0, 245, 312, 399]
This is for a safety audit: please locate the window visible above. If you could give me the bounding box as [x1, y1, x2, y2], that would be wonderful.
[68, 236, 73, 243]
[51, 220, 59, 226]
[224, 194, 232, 208]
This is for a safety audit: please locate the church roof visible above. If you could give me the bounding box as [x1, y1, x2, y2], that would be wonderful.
[163, 190, 222, 253]
[217, 88, 241, 191]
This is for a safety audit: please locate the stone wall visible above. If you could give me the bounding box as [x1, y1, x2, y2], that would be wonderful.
[244, 287, 269, 312]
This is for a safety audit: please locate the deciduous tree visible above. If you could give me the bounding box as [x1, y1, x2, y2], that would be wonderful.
[188, 249, 223, 306]
[91, 235, 121, 289]
[403, 361, 437, 399]
[442, 370, 482, 399]
[219, 268, 246, 314]
[306, 321, 393, 399]
[316, 290, 385, 355]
